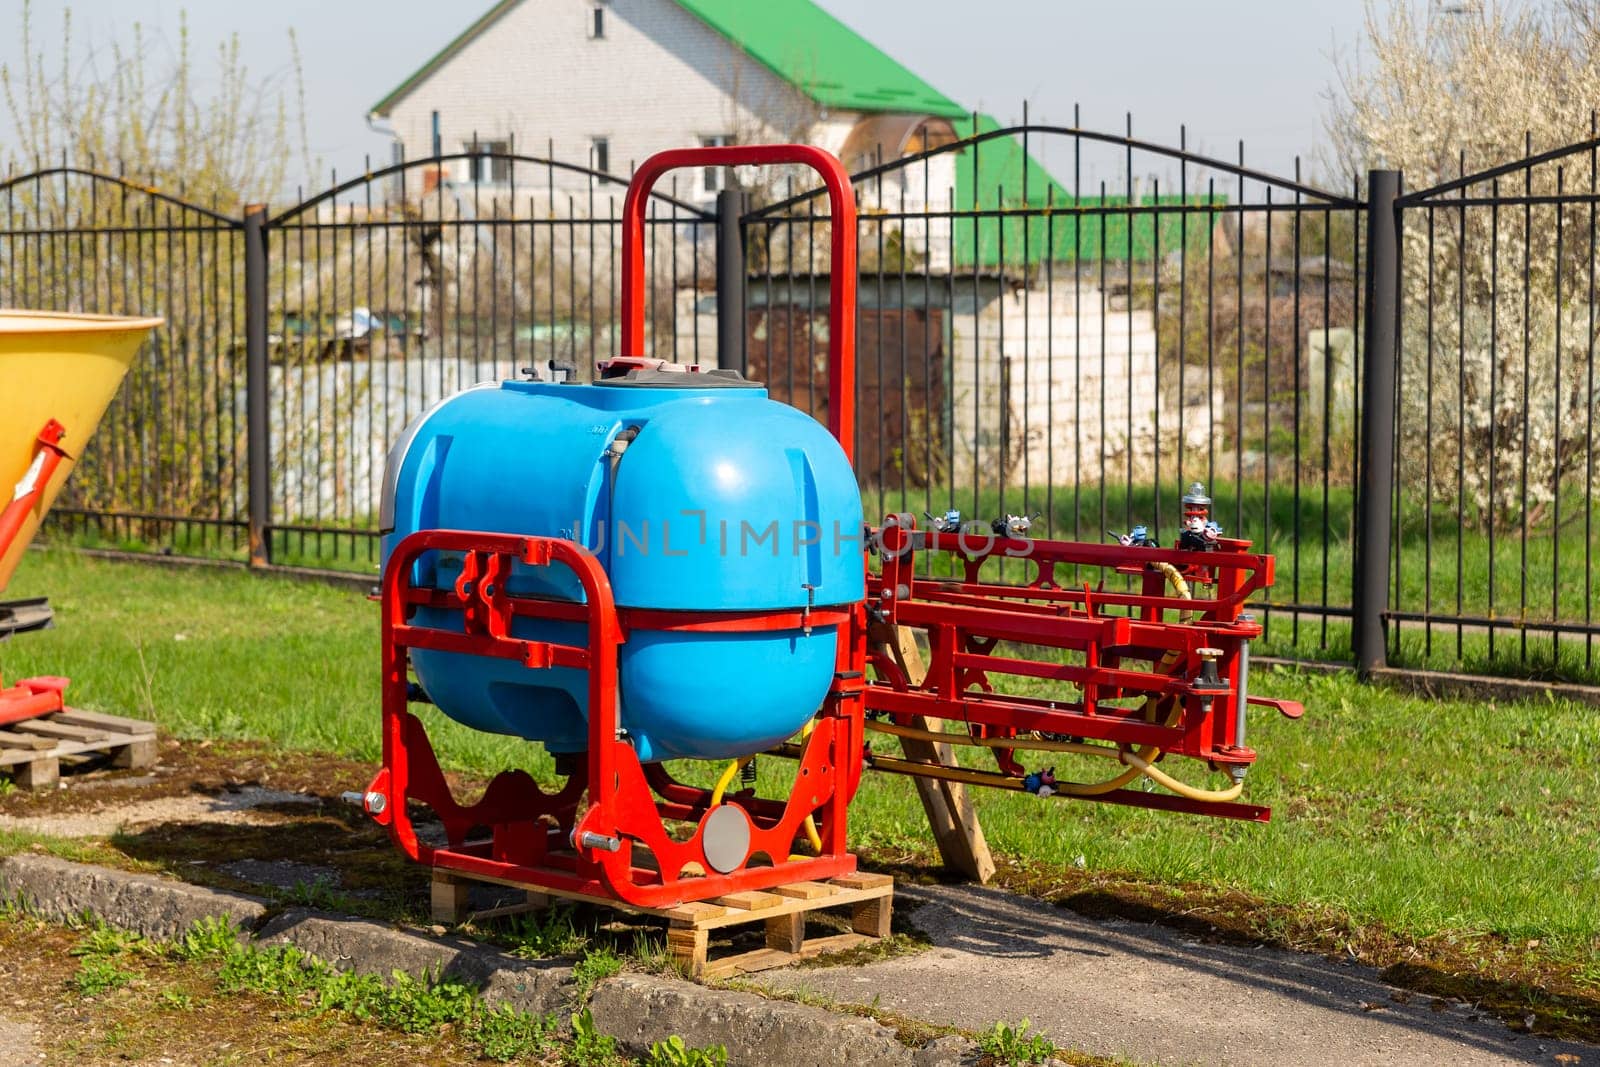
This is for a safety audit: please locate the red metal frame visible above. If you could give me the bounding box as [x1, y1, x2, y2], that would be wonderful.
[369, 530, 864, 907]
[0, 419, 71, 724]
[864, 516, 1302, 821]
[620, 144, 858, 461]
[366, 141, 870, 909]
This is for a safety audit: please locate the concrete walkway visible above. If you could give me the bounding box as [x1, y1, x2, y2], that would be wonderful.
[756, 883, 1598, 1067]
[0, 1017, 41, 1064]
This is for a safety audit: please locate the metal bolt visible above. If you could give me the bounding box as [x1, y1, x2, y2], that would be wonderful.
[364, 791, 388, 814]
[574, 830, 623, 853]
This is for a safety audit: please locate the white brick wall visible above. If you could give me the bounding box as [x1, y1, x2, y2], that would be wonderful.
[950, 286, 1217, 486]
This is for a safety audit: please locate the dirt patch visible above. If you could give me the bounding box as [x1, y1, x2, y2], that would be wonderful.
[0, 739, 384, 818]
[0, 917, 490, 1066]
[0, 786, 319, 838]
[218, 858, 344, 892]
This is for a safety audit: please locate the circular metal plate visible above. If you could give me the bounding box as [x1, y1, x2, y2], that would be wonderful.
[701, 804, 753, 874]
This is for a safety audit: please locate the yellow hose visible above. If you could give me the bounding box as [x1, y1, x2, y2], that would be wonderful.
[1119, 748, 1244, 802]
[709, 721, 824, 854]
[798, 720, 823, 852]
[709, 757, 746, 807]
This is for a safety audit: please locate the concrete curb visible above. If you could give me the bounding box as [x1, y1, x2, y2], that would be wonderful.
[0, 854, 268, 940]
[591, 972, 973, 1066]
[257, 908, 575, 1017]
[0, 855, 979, 1066]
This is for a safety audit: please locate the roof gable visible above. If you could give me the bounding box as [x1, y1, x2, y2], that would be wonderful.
[371, 0, 965, 119]
[371, 0, 520, 118]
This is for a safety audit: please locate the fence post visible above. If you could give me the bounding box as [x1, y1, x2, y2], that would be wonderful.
[1354, 170, 1400, 675]
[243, 203, 271, 569]
[715, 187, 748, 374]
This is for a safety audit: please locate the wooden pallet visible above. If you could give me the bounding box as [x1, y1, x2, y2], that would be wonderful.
[0, 708, 157, 790]
[431, 867, 894, 979]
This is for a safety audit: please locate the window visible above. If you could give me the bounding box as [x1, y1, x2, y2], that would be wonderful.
[700, 134, 733, 195]
[590, 4, 605, 38]
[465, 139, 510, 184]
[592, 137, 610, 176]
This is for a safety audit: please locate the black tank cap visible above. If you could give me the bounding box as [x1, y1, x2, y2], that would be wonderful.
[592, 368, 765, 389]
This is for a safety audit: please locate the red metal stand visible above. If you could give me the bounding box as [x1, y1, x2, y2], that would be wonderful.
[0, 419, 72, 726]
[365, 144, 869, 910]
[366, 530, 864, 908]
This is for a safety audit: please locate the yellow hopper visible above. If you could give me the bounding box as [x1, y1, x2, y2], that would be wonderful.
[0, 311, 162, 593]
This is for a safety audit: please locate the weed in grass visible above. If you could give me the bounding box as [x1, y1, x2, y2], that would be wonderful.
[501, 904, 591, 958]
[471, 1002, 555, 1062]
[169, 915, 239, 961]
[218, 942, 319, 999]
[977, 1019, 1055, 1065]
[71, 956, 135, 996]
[366, 969, 476, 1034]
[158, 989, 196, 1011]
[163, 917, 571, 1058]
[314, 967, 389, 1018]
[70, 923, 147, 959]
[282, 876, 347, 911]
[570, 1008, 625, 1066]
[645, 1033, 729, 1067]
[630, 929, 680, 975]
[573, 946, 624, 1002]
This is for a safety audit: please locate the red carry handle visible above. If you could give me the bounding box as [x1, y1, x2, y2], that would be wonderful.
[620, 145, 858, 463]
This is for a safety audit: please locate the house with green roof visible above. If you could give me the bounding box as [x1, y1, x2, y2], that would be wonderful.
[370, 0, 970, 200]
[370, 0, 1196, 270]
[370, 0, 1202, 493]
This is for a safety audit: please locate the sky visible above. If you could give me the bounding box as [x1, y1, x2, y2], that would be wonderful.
[0, 0, 1373, 195]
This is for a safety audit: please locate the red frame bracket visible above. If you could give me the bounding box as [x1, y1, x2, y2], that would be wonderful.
[371, 529, 866, 908]
[619, 145, 858, 460]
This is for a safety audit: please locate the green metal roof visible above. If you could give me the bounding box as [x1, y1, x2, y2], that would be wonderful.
[673, 0, 964, 117]
[372, 0, 965, 119]
[951, 114, 1220, 268]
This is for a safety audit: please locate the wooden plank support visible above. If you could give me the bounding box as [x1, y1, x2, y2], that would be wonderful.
[0, 731, 55, 751]
[12, 720, 109, 743]
[880, 624, 997, 884]
[113, 737, 158, 770]
[430, 871, 472, 924]
[15, 756, 57, 791]
[54, 709, 157, 736]
[667, 924, 710, 978]
[764, 911, 806, 953]
[426, 864, 894, 981]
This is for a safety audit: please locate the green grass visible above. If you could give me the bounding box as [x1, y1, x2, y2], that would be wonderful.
[3, 548, 1599, 965]
[48, 913, 582, 1064]
[48, 473, 1600, 679]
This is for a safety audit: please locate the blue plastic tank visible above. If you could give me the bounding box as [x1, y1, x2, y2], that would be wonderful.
[379, 370, 865, 762]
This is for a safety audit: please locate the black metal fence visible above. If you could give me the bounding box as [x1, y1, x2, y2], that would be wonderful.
[6, 123, 1599, 684]
[1391, 136, 1600, 680]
